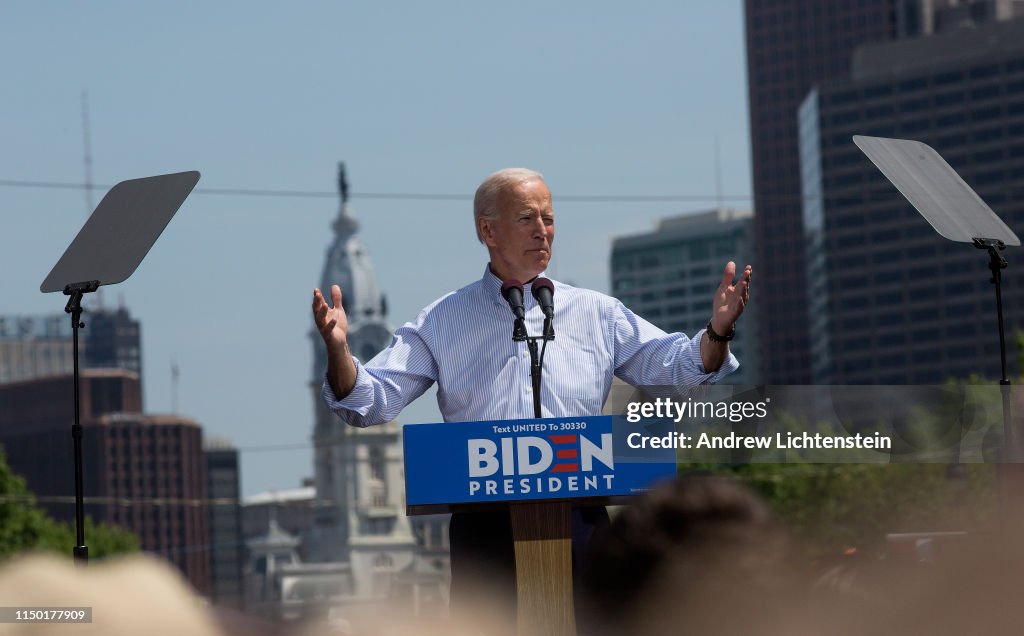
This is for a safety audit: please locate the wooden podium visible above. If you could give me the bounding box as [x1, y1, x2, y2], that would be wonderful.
[403, 415, 677, 636]
[509, 501, 575, 636]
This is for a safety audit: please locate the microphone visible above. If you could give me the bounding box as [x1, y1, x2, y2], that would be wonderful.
[531, 277, 555, 339]
[531, 277, 554, 320]
[501, 279, 529, 341]
[501, 279, 526, 321]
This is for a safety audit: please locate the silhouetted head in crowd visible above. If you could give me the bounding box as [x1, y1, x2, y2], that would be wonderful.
[580, 475, 801, 635]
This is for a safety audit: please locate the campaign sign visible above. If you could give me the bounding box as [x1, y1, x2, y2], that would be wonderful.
[403, 415, 677, 507]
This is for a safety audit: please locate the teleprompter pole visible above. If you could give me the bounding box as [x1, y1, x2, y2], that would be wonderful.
[973, 238, 1021, 529]
[974, 239, 1013, 459]
[854, 136, 1021, 520]
[64, 280, 98, 564]
[41, 171, 200, 563]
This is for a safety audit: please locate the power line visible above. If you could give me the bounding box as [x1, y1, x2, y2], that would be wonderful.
[10, 176, 1010, 205]
[235, 442, 313, 453]
[0, 177, 756, 203]
[0, 493, 331, 508]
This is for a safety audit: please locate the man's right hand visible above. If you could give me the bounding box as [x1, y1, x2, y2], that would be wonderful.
[313, 285, 357, 398]
[313, 285, 349, 352]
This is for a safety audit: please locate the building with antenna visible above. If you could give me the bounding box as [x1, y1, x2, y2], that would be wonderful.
[0, 301, 216, 595]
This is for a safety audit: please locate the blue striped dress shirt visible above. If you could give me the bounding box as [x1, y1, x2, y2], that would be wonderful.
[322, 266, 739, 425]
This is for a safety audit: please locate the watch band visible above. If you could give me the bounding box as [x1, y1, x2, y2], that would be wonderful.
[705, 320, 735, 343]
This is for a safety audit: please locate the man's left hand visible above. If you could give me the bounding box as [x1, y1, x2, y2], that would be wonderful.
[711, 261, 752, 335]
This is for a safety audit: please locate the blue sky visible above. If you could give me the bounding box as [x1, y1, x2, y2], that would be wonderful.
[1, 2, 752, 496]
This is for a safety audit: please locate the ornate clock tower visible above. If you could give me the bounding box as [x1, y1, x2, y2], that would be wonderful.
[306, 164, 414, 598]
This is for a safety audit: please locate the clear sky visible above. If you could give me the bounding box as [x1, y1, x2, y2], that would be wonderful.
[0, 2, 752, 497]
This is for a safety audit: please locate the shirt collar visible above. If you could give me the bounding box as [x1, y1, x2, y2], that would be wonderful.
[481, 264, 548, 305]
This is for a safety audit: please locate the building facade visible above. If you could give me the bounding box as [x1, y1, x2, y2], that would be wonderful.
[0, 370, 209, 592]
[205, 436, 244, 608]
[0, 307, 141, 386]
[611, 208, 759, 385]
[745, 0, 899, 383]
[301, 164, 449, 616]
[0, 314, 74, 384]
[799, 17, 1024, 382]
[243, 486, 317, 547]
[84, 307, 143, 400]
[745, 0, 1024, 384]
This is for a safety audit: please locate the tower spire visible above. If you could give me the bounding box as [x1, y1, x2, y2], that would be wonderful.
[338, 161, 349, 204]
[332, 162, 358, 236]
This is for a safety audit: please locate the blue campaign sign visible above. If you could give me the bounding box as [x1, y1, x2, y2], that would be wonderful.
[403, 415, 677, 507]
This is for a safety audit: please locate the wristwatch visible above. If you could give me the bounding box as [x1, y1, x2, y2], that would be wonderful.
[705, 320, 735, 343]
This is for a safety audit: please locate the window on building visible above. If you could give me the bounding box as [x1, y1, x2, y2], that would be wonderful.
[864, 85, 893, 99]
[369, 447, 385, 482]
[935, 91, 965, 106]
[971, 85, 1002, 101]
[973, 127, 1001, 143]
[972, 106, 1002, 122]
[899, 78, 927, 93]
[969, 64, 999, 80]
[935, 71, 964, 86]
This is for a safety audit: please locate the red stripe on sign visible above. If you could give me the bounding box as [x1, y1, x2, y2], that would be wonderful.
[548, 435, 577, 444]
[556, 450, 577, 459]
[551, 464, 578, 473]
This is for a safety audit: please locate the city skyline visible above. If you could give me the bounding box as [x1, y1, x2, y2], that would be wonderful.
[0, 3, 752, 496]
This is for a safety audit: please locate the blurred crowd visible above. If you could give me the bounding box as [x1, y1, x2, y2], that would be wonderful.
[1, 475, 1021, 636]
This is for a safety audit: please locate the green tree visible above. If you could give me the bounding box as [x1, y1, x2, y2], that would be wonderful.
[0, 447, 137, 560]
[717, 462, 995, 558]
[678, 387, 1000, 559]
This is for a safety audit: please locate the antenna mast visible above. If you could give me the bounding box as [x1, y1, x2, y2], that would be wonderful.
[714, 133, 723, 210]
[171, 359, 180, 413]
[81, 91, 94, 213]
[82, 91, 104, 309]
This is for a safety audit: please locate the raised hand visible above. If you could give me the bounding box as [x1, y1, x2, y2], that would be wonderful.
[710, 261, 752, 335]
[313, 285, 349, 352]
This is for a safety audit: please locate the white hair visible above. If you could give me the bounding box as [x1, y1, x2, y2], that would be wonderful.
[473, 168, 545, 242]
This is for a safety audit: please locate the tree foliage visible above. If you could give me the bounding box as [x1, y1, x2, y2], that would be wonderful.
[713, 462, 996, 558]
[0, 447, 138, 560]
[679, 382, 1002, 559]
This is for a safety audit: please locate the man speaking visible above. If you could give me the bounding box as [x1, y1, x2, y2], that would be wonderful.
[312, 167, 752, 619]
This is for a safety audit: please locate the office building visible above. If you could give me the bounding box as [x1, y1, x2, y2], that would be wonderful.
[611, 208, 759, 385]
[798, 17, 1024, 382]
[0, 314, 73, 384]
[745, 0, 1024, 383]
[84, 307, 143, 398]
[0, 370, 210, 593]
[745, 0, 899, 383]
[205, 436, 244, 608]
[0, 307, 141, 386]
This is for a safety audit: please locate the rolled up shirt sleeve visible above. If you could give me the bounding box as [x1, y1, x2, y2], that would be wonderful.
[320, 312, 438, 427]
[610, 300, 738, 388]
